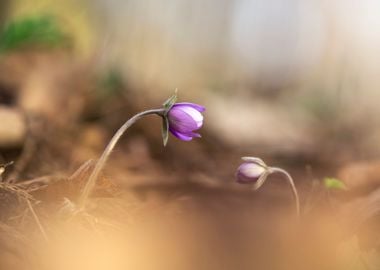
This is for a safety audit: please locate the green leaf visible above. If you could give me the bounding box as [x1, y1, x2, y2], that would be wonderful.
[162, 89, 178, 110]
[161, 117, 169, 146]
[324, 177, 347, 191]
[0, 14, 69, 53]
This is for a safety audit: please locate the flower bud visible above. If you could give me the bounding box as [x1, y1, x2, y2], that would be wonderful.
[167, 102, 205, 141]
[235, 157, 300, 216]
[236, 161, 267, 184]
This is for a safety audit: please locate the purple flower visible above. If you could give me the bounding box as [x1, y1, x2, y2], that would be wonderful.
[167, 102, 205, 141]
[236, 161, 267, 184]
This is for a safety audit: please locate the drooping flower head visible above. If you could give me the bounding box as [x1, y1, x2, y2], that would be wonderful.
[167, 102, 205, 141]
[236, 162, 266, 184]
[160, 91, 205, 145]
[236, 157, 269, 190]
[235, 157, 300, 216]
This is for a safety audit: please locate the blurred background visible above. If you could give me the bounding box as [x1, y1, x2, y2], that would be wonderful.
[1, 0, 380, 269]
[2, 0, 380, 160]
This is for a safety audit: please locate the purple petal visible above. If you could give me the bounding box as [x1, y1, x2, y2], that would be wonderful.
[167, 102, 205, 142]
[168, 107, 198, 133]
[236, 162, 265, 184]
[169, 128, 194, 141]
[190, 132, 201, 138]
[172, 102, 205, 112]
[178, 106, 203, 128]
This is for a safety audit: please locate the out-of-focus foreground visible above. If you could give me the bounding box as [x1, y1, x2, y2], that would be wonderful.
[1, 1, 380, 269]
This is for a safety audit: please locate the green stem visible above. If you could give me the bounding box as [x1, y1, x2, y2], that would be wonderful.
[78, 108, 165, 210]
[269, 167, 300, 217]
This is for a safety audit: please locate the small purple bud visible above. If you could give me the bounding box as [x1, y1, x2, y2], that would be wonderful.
[167, 102, 205, 141]
[236, 162, 267, 184]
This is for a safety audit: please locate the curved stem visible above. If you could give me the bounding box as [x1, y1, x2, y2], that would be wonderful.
[78, 108, 165, 209]
[269, 167, 300, 217]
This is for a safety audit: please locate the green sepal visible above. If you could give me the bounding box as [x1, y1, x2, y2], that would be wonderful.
[241, 157, 267, 168]
[162, 89, 178, 112]
[161, 89, 178, 146]
[161, 116, 169, 146]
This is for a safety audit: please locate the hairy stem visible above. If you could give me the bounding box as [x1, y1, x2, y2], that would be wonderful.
[78, 108, 165, 209]
[269, 167, 300, 217]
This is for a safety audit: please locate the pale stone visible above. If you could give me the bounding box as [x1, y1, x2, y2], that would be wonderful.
[0, 107, 26, 147]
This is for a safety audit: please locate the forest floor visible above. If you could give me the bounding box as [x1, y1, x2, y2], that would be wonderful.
[0, 51, 379, 270]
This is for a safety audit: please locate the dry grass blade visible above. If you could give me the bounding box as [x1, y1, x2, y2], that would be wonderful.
[25, 198, 49, 242]
[0, 182, 49, 242]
